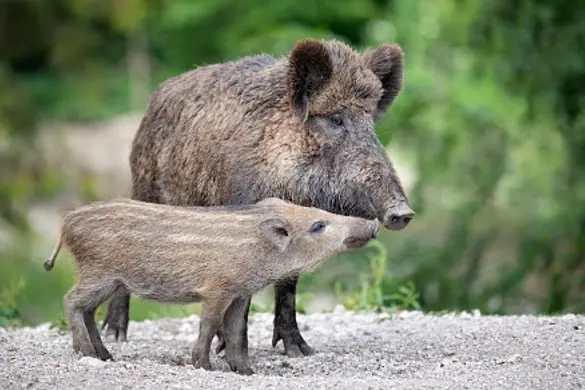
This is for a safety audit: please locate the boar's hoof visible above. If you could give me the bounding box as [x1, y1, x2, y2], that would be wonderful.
[101, 292, 130, 342]
[239, 367, 254, 376]
[103, 325, 126, 342]
[272, 327, 314, 357]
[102, 313, 128, 342]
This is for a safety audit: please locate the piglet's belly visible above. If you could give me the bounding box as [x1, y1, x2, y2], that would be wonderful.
[121, 273, 204, 304]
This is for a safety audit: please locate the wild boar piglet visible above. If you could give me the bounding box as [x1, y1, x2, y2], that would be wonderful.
[44, 197, 379, 374]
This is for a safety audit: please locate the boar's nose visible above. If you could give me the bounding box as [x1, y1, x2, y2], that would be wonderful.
[383, 206, 415, 231]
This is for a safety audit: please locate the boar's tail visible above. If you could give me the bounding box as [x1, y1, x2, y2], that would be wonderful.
[43, 236, 63, 272]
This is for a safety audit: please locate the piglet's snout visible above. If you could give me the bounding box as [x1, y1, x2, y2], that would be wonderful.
[343, 219, 379, 249]
[368, 219, 380, 239]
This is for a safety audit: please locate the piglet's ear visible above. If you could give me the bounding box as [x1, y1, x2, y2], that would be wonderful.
[259, 217, 293, 253]
[362, 44, 404, 120]
[288, 40, 333, 122]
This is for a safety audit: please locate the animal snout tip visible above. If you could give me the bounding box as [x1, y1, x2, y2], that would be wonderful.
[369, 220, 380, 239]
[384, 207, 415, 231]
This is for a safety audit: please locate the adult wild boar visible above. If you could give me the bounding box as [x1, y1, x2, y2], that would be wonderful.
[102, 39, 414, 358]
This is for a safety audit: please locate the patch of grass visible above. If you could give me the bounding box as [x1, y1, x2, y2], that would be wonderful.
[334, 240, 422, 313]
[128, 298, 202, 322]
[249, 302, 272, 314]
[50, 312, 69, 334]
[295, 291, 317, 315]
[0, 278, 25, 328]
[78, 172, 102, 202]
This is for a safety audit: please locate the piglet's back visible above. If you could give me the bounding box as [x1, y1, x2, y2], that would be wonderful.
[60, 199, 278, 271]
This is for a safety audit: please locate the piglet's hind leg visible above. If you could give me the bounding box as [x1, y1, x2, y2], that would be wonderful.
[65, 278, 118, 360]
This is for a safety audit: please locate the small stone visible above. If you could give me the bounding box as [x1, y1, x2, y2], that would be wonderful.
[378, 312, 391, 321]
[439, 358, 451, 368]
[397, 310, 422, 319]
[496, 354, 522, 365]
[333, 304, 346, 314]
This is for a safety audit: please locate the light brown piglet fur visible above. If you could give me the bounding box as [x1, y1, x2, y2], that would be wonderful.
[44, 197, 379, 374]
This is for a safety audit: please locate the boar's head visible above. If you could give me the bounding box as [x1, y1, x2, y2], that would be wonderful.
[284, 39, 414, 231]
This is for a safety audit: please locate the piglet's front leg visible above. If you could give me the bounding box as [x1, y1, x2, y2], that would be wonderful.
[192, 296, 233, 371]
[222, 296, 254, 375]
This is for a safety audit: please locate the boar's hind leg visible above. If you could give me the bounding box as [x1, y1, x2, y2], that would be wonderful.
[102, 286, 131, 342]
[273, 277, 314, 357]
[64, 279, 118, 360]
[192, 296, 234, 372]
[222, 296, 254, 375]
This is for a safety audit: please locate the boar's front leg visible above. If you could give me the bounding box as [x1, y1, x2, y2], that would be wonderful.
[192, 296, 233, 371]
[101, 286, 131, 342]
[222, 296, 254, 375]
[273, 276, 314, 357]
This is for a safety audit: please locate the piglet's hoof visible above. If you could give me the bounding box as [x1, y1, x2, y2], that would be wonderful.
[192, 350, 213, 371]
[237, 367, 254, 376]
[227, 355, 254, 375]
[101, 312, 128, 342]
[73, 341, 98, 358]
[96, 349, 114, 361]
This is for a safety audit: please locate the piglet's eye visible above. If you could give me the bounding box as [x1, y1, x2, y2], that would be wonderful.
[309, 221, 326, 234]
[329, 114, 344, 127]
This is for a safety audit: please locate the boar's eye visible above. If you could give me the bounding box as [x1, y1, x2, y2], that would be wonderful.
[329, 113, 344, 127]
[309, 220, 327, 234]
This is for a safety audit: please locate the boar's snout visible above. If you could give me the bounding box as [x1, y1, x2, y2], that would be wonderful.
[383, 205, 415, 231]
[343, 219, 380, 249]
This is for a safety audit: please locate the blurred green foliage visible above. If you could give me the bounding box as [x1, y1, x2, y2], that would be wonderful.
[1, 0, 585, 327]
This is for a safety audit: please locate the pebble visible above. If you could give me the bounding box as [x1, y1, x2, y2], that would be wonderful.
[77, 356, 106, 367]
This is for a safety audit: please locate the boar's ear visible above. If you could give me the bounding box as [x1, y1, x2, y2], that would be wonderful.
[260, 217, 293, 253]
[288, 40, 333, 122]
[362, 44, 404, 120]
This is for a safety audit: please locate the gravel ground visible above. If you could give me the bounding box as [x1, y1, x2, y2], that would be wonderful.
[2, 309, 584, 389]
